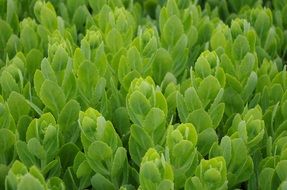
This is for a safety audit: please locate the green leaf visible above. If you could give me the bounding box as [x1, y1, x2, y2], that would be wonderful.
[106, 28, 123, 53]
[194, 57, 211, 78]
[143, 108, 165, 133]
[81, 39, 91, 60]
[0, 164, 9, 190]
[7, 92, 30, 122]
[63, 167, 78, 190]
[43, 125, 59, 160]
[26, 49, 43, 80]
[162, 15, 183, 46]
[59, 143, 79, 170]
[73, 151, 86, 174]
[259, 168, 275, 190]
[39, 80, 66, 116]
[139, 162, 161, 190]
[127, 91, 151, 126]
[241, 71, 257, 101]
[27, 138, 46, 160]
[197, 18, 213, 43]
[129, 124, 153, 166]
[225, 73, 242, 93]
[42, 159, 60, 176]
[17, 116, 32, 141]
[197, 128, 218, 156]
[187, 108, 213, 133]
[184, 87, 202, 112]
[78, 60, 98, 96]
[127, 46, 142, 72]
[58, 99, 80, 142]
[158, 180, 174, 190]
[62, 69, 77, 100]
[227, 138, 254, 187]
[47, 177, 66, 190]
[281, 100, 287, 118]
[220, 54, 236, 75]
[176, 92, 189, 122]
[211, 30, 227, 50]
[265, 27, 278, 56]
[41, 58, 57, 82]
[91, 173, 115, 190]
[186, 25, 198, 48]
[278, 181, 287, 190]
[208, 103, 225, 128]
[152, 48, 173, 84]
[193, 156, 227, 190]
[87, 141, 112, 175]
[143, 36, 158, 57]
[52, 47, 68, 71]
[88, 0, 106, 13]
[0, 70, 19, 98]
[239, 53, 256, 81]
[111, 147, 129, 187]
[215, 67, 226, 87]
[88, 141, 112, 161]
[76, 160, 91, 178]
[171, 34, 188, 77]
[9, 160, 28, 175]
[0, 19, 13, 52]
[34, 70, 45, 96]
[254, 11, 271, 38]
[20, 25, 38, 53]
[275, 160, 287, 181]
[155, 91, 168, 115]
[143, 108, 166, 144]
[94, 77, 106, 103]
[223, 87, 244, 116]
[197, 76, 221, 107]
[232, 35, 250, 60]
[16, 141, 36, 167]
[0, 128, 15, 153]
[166, 0, 180, 16]
[40, 3, 58, 31]
[6, 34, 21, 58]
[113, 107, 131, 136]
[29, 166, 46, 186]
[18, 174, 45, 190]
[171, 140, 197, 182]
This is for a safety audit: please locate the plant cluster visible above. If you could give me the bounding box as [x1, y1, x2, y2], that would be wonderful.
[0, 0, 287, 189]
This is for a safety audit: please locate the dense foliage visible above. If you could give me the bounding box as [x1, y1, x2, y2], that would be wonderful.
[0, 0, 287, 189]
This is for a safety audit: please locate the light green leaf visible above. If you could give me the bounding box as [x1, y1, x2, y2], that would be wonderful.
[184, 87, 202, 112]
[0, 128, 15, 153]
[197, 128, 218, 156]
[128, 91, 151, 126]
[194, 57, 211, 78]
[232, 35, 250, 60]
[7, 92, 30, 122]
[40, 3, 58, 31]
[88, 141, 112, 161]
[27, 138, 46, 160]
[197, 76, 221, 107]
[0, 70, 19, 98]
[209, 103, 225, 128]
[39, 80, 66, 116]
[18, 174, 45, 190]
[187, 108, 213, 133]
[58, 99, 80, 142]
[129, 124, 153, 166]
[162, 15, 184, 47]
[152, 48, 173, 84]
[91, 173, 115, 190]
